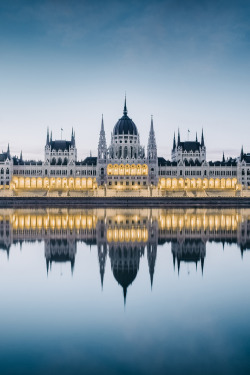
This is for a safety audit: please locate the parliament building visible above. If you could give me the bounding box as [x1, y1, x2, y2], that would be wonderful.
[0, 99, 249, 196]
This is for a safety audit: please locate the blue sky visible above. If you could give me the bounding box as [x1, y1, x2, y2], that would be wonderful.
[0, 0, 249, 160]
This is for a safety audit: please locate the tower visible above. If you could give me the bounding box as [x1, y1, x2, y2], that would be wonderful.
[46, 127, 49, 146]
[97, 115, 107, 185]
[172, 132, 176, 151]
[201, 128, 205, 147]
[71, 127, 75, 146]
[147, 116, 158, 185]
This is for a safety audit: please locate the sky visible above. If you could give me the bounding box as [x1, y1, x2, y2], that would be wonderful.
[0, 0, 250, 161]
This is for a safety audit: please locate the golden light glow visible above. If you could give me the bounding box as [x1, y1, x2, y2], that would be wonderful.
[159, 177, 238, 190]
[107, 228, 148, 242]
[10, 213, 97, 230]
[10, 176, 97, 190]
[107, 163, 148, 176]
[158, 212, 240, 231]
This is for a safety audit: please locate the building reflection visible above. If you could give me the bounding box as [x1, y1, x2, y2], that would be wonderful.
[0, 208, 250, 301]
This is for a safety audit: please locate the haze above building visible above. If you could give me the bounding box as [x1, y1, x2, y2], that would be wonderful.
[0, 0, 249, 160]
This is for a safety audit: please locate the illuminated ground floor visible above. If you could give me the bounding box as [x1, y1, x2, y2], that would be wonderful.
[0, 175, 249, 198]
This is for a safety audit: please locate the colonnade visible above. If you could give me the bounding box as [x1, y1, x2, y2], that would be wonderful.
[107, 228, 148, 243]
[158, 212, 239, 231]
[159, 177, 238, 190]
[1, 210, 245, 233]
[10, 176, 97, 190]
[10, 213, 97, 230]
[107, 163, 148, 176]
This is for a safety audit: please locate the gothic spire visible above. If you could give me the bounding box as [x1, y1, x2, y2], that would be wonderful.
[71, 127, 75, 146]
[147, 116, 157, 160]
[50, 131, 52, 142]
[196, 132, 198, 142]
[101, 114, 104, 132]
[147, 245, 157, 289]
[46, 127, 49, 145]
[98, 244, 107, 290]
[178, 128, 180, 145]
[98, 114, 107, 159]
[173, 132, 176, 150]
[201, 257, 204, 276]
[7, 143, 10, 158]
[123, 95, 128, 116]
[150, 115, 154, 132]
[222, 151, 225, 163]
[71, 259, 75, 275]
[20, 150, 23, 162]
[201, 128, 204, 147]
[241, 145, 244, 161]
[123, 287, 127, 306]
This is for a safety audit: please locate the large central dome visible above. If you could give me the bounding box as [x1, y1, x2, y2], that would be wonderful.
[113, 99, 138, 136]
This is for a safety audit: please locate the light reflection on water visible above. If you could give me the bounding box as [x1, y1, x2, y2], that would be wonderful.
[0, 207, 250, 375]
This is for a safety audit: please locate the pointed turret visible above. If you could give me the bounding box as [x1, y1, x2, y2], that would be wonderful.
[173, 132, 176, 150]
[147, 244, 157, 289]
[71, 259, 75, 275]
[50, 131, 52, 142]
[98, 244, 107, 290]
[101, 114, 104, 132]
[201, 128, 204, 147]
[7, 143, 10, 159]
[123, 287, 127, 306]
[178, 128, 180, 145]
[201, 257, 204, 275]
[196, 132, 198, 142]
[241, 145, 244, 161]
[222, 152, 225, 163]
[123, 95, 128, 116]
[46, 127, 49, 145]
[98, 114, 107, 162]
[71, 127, 75, 147]
[20, 150, 23, 162]
[147, 116, 157, 161]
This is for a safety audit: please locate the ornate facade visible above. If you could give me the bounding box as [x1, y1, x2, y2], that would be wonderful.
[1, 208, 250, 302]
[0, 99, 249, 195]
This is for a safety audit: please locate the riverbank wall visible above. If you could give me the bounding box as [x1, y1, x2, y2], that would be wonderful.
[0, 196, 250, 208]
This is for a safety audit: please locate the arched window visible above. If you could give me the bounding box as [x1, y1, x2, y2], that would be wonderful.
[6, 168, 9, 175]
[124, 146, 128, 158]
[1, 168, 4, 175]
[119, 146, 122, 158]
[51, 158, 56, 165]
[57, 158, 62, 165]
[63, 158, 68, 165]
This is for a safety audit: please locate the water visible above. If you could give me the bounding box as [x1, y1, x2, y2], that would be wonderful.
[0, 207, 250, 375]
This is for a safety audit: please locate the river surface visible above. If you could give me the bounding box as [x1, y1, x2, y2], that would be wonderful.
[0, 207, 250, 375]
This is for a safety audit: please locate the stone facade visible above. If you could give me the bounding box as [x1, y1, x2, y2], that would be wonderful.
[0, 99, 249, 192]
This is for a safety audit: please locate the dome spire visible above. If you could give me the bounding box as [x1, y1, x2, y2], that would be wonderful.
[123, 94, 128, 116]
